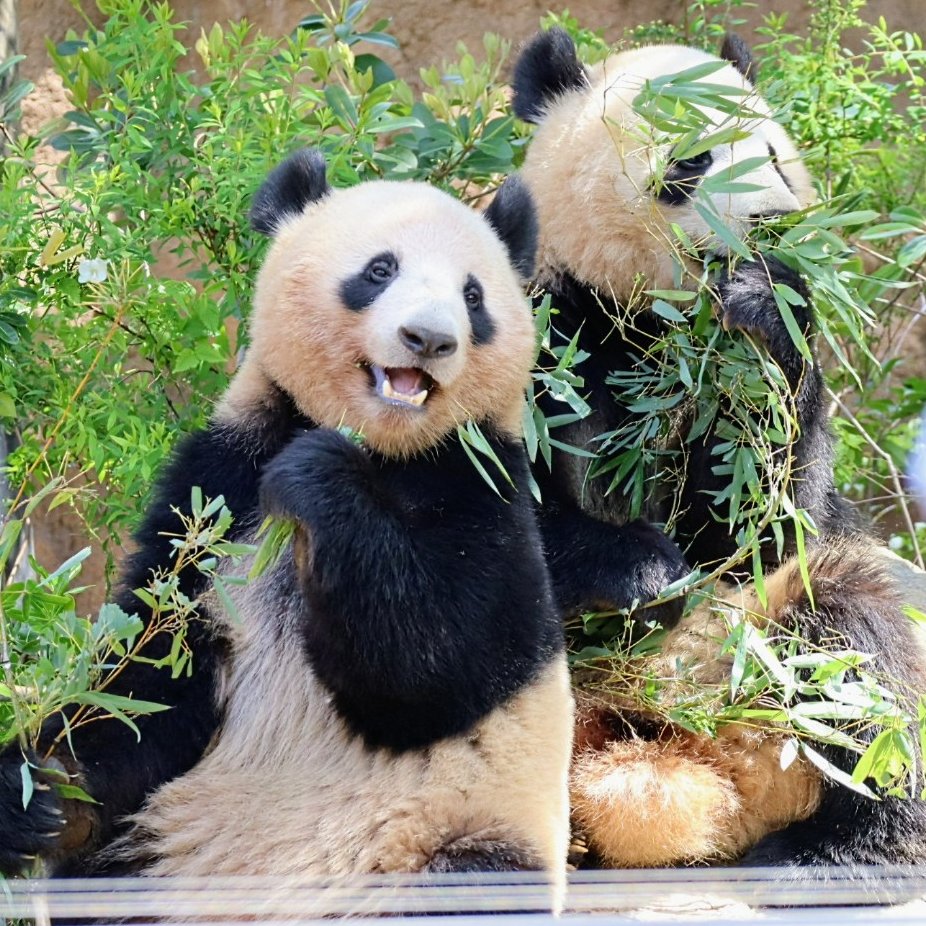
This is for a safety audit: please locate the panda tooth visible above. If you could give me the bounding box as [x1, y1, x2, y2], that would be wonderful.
[380, 373, 428, 407]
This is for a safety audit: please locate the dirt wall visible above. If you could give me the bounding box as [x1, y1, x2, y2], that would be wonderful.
[18, 1, 926, 88]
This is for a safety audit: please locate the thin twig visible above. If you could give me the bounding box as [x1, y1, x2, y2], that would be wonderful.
[827, 387, 925, 569]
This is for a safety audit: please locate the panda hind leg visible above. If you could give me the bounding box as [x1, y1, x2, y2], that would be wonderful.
[738, 540, 926, 904]
[738, 808, 926, 906]
[426, 837, 542, 874]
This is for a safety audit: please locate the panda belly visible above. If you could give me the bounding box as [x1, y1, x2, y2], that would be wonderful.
[127, 563, 572, 880]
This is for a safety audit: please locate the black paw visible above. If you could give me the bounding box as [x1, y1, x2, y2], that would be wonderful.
[0, 749, 66, 875]
[619, 520, 690, 629]
[555, 519, 690, 630]
[716, 254, 813, 376]
[260, 428, 371, 523]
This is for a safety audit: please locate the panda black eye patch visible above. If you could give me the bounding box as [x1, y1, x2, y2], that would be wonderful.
[655, 150, 714, 207]
[464, 274, 496, 345]
[340, 252, 399, 311]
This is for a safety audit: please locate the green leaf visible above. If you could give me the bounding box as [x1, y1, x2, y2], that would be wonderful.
[0, 392, 18, 422]
[459, 437, 503, 499]
[20, 761, 33, 811]
[43, 547, 92, 585]
[54, 783, 100, 804]
[802, 743, 879, 800]
[249, 517, 296, 581]
[792, 517, 815, 611]
[903, 605, 926, 626]
[23, 478, 66, 519]
[458, 421, 515, 491]
[324, 85, 358, 126]
[693, 201, 752, 259]
[212, 576, 240, 625]
[728, 622, 748, 700]
[779, 738, 799, 771]
[771, 284, 813, 363]
[651, 299, 688, 323]
[851, 729, 914, 789]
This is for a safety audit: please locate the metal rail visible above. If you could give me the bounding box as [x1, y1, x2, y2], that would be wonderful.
[3, 868, 926, 924]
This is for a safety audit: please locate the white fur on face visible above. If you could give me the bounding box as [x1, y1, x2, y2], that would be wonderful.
[225, 182, 535, 458]
[522, 44, 814, 297]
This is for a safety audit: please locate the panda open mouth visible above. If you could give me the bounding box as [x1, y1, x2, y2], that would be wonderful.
[367, 364, 436, 409]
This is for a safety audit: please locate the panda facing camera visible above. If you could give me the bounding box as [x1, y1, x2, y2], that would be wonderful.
[0, 150, 573, 894]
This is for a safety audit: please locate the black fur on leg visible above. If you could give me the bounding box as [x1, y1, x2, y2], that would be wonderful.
[0, 388, 312, 878]
[716, 253, 814, 391]
[423, 840, 553, 916]
[427, 838, 542, 874]
[537, 503, 689, 631]
[511, 27, 588, 124]
[0, 749, 66, 874]
[676, 253, 859, 566]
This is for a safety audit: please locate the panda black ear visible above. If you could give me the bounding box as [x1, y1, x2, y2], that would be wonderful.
[512, 27, 589, 124]
[484, 175, 538, 281]
[719, 33, 756, 83]
[250, 148, 331, 236]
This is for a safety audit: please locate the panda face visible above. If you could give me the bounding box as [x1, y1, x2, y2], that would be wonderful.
[246, 181, 535, 458]
[519, 42, 814, 297]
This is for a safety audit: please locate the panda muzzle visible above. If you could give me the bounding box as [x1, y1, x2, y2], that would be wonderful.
[369, 364, 435, 408]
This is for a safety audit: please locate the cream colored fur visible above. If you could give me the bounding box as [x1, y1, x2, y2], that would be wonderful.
[128, 550, 573, 901]
[521, 43, 814, 298]
[217, 182, 535, 457]
[567, 544, 905, 868]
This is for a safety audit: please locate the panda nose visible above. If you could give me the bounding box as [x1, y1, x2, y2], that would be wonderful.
[399, 325, 458, 359]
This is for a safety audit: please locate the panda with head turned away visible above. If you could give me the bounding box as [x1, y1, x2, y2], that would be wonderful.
[0, 149, 572, 895]
[512, 30, 926, 879]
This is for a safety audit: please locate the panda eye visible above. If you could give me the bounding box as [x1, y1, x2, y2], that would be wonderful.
[463, 277, 484, 311]
[672, 151, 713, 171]
[364, 254, 398, 284]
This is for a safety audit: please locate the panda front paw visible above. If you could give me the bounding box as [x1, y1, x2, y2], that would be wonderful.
[553, 519, 690, 630]
[0, 749, 66, 875]
[260, 427, 374, 525]
[619, 520, 690, 629]
[716, 254, 813, 378]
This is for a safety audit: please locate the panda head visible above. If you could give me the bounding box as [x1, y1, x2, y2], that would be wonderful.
[511, 30, 814, 297]
[238, 149, 538, 458]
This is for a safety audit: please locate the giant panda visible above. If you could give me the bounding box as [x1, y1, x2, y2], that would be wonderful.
[0, 149, 573, 893]
[510, 31, 926, 877]
[512, 29, 839, 619]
